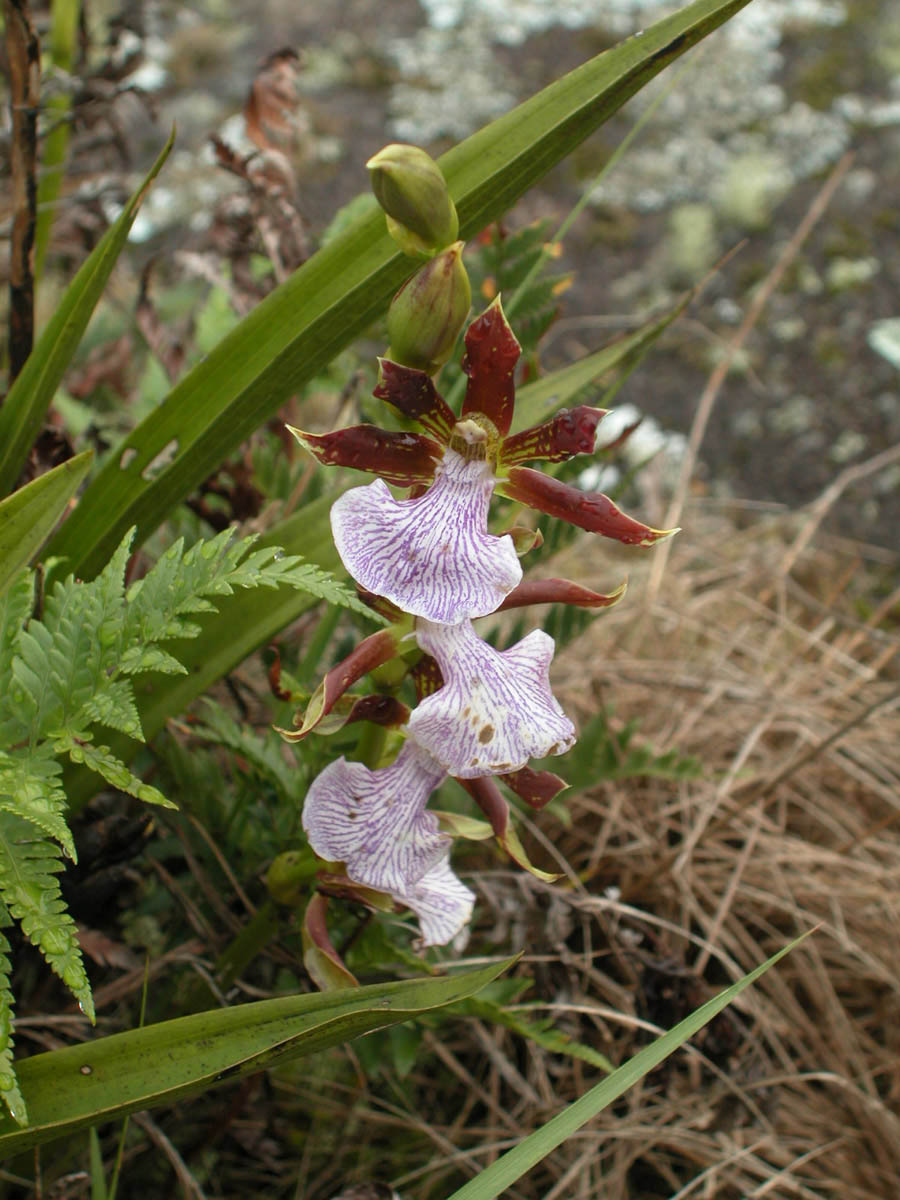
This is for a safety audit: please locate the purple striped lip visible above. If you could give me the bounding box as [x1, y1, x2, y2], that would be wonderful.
[302, 741, 448, 895]
[410, 618, 576, 778]
[393, 855, 475, 947]
[330, 449, 522, 624]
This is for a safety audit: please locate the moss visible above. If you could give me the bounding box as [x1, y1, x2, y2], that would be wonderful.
[824, 218, 876, 260]
[792, 43, 857, 110]
[814, 329, 849, 369]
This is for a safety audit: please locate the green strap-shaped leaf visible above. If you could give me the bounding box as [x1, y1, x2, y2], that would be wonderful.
[445, 934, 809, 1200]
[511, 299, 690, 433]
[0, 135, 174, 497]
[0, 451, 92, 597]
[47, 0, 752, 580]
[0, 956, 514, 1146]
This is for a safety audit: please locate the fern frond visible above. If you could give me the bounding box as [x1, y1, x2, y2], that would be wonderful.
[53, 732, 174, 808]
[192, 698, 305, 803]
[0, 812, 94, 1022]
[0, 746, 74, 859]
[0, 571, 34, 746]
[78, 679, 143, 740]
[124, 530, 379, 648]
[0, 571, 33, 681]
[0, 929, 27, 1125]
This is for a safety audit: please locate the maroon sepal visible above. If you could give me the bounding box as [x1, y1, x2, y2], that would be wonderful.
[500, 467, 679, 547]
[287, 424, 441, 487]
[374, 359, 457, 441]
[457, 775, 508, 837]
[500, 766, 568, 810]
[355, 587, 405, 623]
[277, 627, 400, 741]
[460, 296, 521, 437]
[498, 576, 627, 611]
[343, 694, 410, 730]
[458, 776, 560, 881]
[501, 406, 607, 467]
[302, 893, 359, 990]
[411, 654, 444, 702]
[267, 644, 291, 701]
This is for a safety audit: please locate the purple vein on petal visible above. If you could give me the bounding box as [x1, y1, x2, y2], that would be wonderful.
[409, 618, 576, 778]
[302, 741, 448, 895]
[331, 448, 522, 624]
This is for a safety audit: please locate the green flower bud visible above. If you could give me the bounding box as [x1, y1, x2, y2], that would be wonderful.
[367, 143, 459, 256]
[265, 849, 318, 907]
[386, 242, 471, 375]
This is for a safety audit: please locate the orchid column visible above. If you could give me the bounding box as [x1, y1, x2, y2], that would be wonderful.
[279, 146, 676, 958]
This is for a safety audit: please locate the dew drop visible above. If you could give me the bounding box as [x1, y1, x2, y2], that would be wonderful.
[79, 1064, 93, 1076]
[119, 447, 138, 469]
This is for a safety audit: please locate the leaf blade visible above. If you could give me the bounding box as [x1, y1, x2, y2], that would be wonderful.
[47, 0, 753, 579]
[444, 934, 810, 1200]
[0, 134, 174, 496]
[0, 451, 93, 596]
[0, 957, 514, 1151]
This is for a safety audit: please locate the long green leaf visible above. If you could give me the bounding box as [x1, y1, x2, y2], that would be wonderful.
[444, 934, 809, 1200]
[0, 957, 514, 1149]
[0, 450, 92, 596]
[47, 0, 752, 579]
[511, 299, 688, 433]
[0, 132, 174, 497]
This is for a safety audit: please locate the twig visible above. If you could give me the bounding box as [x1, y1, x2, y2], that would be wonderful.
[132, 1113, 208, 1200]
[4, 0, 41, 382]
[774, 441, 900, 584]
[646, 150, 856, 604]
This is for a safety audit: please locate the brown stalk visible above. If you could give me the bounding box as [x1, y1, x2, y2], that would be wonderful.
[4, 0, 40, 382]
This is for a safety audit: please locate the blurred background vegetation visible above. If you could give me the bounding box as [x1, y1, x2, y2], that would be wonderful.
[2, 2, 900, 1197]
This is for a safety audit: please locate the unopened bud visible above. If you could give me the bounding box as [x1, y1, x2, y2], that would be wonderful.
[386, 243, 471, 374]
[265, 849, 318, 907]
[367, 143, 459, 256]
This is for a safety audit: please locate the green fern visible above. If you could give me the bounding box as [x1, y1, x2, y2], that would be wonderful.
[0, 930, 26, 1125]
[0, 526, 374, 1123]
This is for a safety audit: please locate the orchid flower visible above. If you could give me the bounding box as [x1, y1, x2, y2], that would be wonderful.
[302, 739, 474, 946]
[302, 740, 448, 897]
[409, 618, 575, 778]
[288, 297, 675, 624]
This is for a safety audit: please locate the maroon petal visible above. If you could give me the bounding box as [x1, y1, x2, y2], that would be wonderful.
[302, 893, 359, 990]
[277, 627, 402, 742]
[498, 576, 627, 611]
[500, 766, 568, 810]
[458, 776, 560, 881]
[457, 775, 509, 837]
[500, 467, 679, 547]
[460, 297, 521, 437]
[374, 359, 457, 441]
[287, 424, 441, 487]
[343, 694, 410, 730]
[501, 406, 607, 467]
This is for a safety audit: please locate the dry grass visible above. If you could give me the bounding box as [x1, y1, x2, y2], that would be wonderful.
[273, 496, 900, 1200]
[431, 501, 900, 1199]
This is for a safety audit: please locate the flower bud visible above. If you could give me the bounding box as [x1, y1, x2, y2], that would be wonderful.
[265, 849, 318, 906]
[367, 143, 459, 256]
[386, 242, 471, 375]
